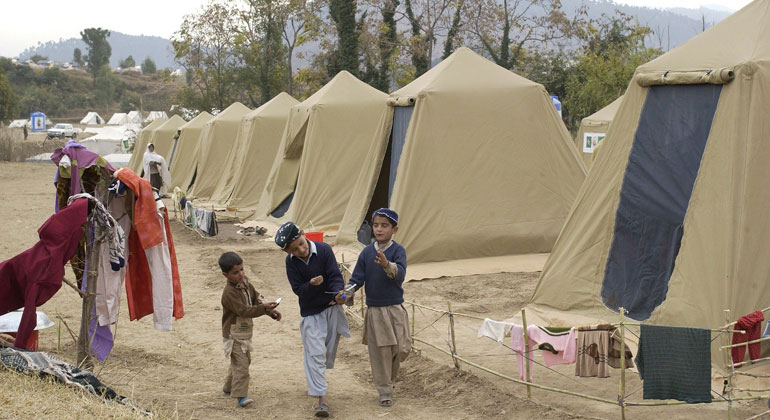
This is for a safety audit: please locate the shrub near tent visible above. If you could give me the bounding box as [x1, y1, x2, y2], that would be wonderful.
[527, 0, 770, 369]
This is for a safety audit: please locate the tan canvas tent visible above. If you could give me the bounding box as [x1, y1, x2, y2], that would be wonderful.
[207, 92, 299, 207]
[526, 0, 770, 369]
[127, 119, 166, 173]
[183, 103, 251, 199]
[336, 47, 586, 267]
[169, 112, 214, 189]
[574, 95, 623, 168]
[255, 71, 388, 229]
[150, 115, 187, 160]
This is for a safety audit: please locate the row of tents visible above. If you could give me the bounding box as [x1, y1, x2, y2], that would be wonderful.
[128, 0, 770, 370]
[129, 47, 588, 267]
[81, 110, 168, 126]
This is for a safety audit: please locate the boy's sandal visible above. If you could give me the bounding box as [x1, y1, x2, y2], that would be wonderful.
[379, 394, 393, 407]
[314, 403, 330, 418]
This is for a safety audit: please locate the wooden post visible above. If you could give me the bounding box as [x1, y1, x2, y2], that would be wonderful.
[724, 309, 733, 420]
[76, 222, 99, 369]
[521, 308, 532, 399]
[619, 307, 627, 420]
[448, 302, 459, 369]
[411, 303, 415, 347]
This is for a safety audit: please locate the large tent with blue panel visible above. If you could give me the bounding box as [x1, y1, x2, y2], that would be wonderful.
[336, 47, 586, 266]
[526, 0, 770, 369]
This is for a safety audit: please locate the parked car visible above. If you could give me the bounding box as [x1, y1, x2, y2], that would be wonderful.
[47, 123, 76, 139]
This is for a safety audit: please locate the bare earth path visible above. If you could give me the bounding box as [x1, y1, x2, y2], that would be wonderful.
[0, 162, 765, 419]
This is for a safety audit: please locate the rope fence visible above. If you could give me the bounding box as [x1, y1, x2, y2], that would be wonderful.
[388, 299, 770, 419]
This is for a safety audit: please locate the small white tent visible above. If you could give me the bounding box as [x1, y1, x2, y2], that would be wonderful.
[80, 112, 105, 125]
[144, 111, 168, 123]
[127, 111, 143, 124]
[107, 113, 131, 125]
[9, 119, 28, 128]
[80, 126, 130, 155]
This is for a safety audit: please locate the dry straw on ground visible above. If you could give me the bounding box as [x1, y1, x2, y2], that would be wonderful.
[0, 127, 65, 162]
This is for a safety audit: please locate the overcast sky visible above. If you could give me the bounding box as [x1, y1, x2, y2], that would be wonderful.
[0, 0, 753, 58]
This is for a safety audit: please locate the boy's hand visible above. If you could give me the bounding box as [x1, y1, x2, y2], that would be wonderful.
[263, 302, 278, 311]
[310, 275, 324, 286]
[374, 250, 389, 269]
[334, 290, 350, 304]
[269, 309, 282, 321]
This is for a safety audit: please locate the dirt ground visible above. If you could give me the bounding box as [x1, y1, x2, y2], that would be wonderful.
[1, 161, 767, 419]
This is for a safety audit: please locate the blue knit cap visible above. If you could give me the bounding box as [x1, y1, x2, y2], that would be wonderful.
[275, 221, 301, 249]
[372, 208, 398, 226]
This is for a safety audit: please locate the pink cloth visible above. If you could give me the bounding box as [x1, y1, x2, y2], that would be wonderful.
[511, 325, 576, 381]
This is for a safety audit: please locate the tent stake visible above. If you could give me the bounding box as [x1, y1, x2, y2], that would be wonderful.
[448, 302, 459, 369]
[521, 308, 532, 399]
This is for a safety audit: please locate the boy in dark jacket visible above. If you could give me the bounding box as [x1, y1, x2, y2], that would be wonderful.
[337, 208, 410, 407]
[275, 221, 349, 418]
[220, 252, 281, 408]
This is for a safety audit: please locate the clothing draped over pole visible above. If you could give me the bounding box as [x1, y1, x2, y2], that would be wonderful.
[0, 198, 88, 348]
[115, 168, 183, 329]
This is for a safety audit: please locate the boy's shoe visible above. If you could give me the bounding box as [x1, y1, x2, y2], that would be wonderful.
[314, 403, 330, 418]
[238, 397, 254, 408]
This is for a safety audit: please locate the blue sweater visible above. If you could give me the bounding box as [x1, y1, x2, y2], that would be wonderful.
[349, 242, 406, 307]
[285, 240, 345, 317]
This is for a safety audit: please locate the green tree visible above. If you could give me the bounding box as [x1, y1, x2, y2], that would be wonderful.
[442, 0, 464, 59]
[463, 0, 581, 71]
[0, 69, 18, 122]
[141, 57, 157, 74]
[281, 0, 323, 94]
[120, 55, 136, 68]
[235, 0, 288, 105]
[80, 27, 112, 79]
[564, 13, 661, 131]
[172, 1, 239, 111]
[375, 0, 400, 90]
[327, 0, 359, 76]
[73, 48, 84, 67]
[30, 54, 48, 63]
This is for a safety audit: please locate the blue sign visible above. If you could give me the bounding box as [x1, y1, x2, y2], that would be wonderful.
[550, 96, 562, 117]
[30, 111, 46, 131]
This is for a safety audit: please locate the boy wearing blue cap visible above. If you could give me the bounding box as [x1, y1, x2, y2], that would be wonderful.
[275, 221, 349, 418]
[336, 208, 410, 407]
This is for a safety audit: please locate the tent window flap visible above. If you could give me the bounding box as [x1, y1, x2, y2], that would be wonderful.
[601, 84, 722, 320]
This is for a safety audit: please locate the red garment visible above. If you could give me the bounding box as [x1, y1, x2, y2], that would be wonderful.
[0, 199, 88, 348]
[731, 311, 764, 363]
[117, 169, 182, 322]
[163, 206, 184, 320]
[115, 169, 163, 249]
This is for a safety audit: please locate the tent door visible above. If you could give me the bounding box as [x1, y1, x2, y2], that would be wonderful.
[359, 106, 414, 245]
[270, 191, 294, 218]
[389, 106, 414, 200]
[601, 84, 722, 321]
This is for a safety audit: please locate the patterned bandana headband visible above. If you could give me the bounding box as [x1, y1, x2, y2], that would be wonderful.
[372, 208, 398, 226]
[275, 221, 301, 249]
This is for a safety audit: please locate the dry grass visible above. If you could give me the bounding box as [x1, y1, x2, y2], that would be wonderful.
[0, 128, 66, 162]
[0, 366, 177, 419]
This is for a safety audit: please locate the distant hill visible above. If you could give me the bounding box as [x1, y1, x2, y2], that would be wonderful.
[14, 1, 733, 72]
[566, 1, 732, 51]
[18, 31, 175, 70]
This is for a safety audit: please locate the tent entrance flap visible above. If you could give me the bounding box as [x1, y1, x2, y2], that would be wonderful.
[601, 84, 722, 321]
[271, 191, 294, 218]
[358, 105, 413, 245]
[389, 106, 414, 201]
